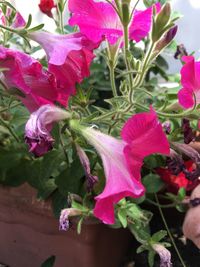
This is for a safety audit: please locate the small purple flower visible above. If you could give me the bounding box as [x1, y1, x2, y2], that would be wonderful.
[76, 144, 98, 192]
[25, 104, 70, 157]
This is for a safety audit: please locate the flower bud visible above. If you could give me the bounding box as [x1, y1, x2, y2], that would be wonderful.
[122, 2, 130, 26]
[152, 3, 172, 42]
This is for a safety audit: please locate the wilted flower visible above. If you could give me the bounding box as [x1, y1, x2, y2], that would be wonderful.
[76, 144, 98, 192]
[167, 149, 184, 175]
[152, 243, 172, 267]
[182, 118, 195, 144]
[59, 208, 82, 231]
[38, 0, 56, 17]
[0, 46, 58, 112]
[25, 104, 71, 157]
[178, 56, 200, 109]
[71, 108, 169, 224]
[68, 0, 160, 45]
[174, 44, 188, 60]
[28, 32, 99, 106]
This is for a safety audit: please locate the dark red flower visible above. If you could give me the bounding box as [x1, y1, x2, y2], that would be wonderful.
[38, 0, 56, 17]
[157, 160, 199, 193]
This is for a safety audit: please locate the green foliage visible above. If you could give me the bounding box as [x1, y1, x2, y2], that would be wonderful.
[55, 155, 85, 196]
[142, 173, 164, 193]
[40, 256, 56, 267]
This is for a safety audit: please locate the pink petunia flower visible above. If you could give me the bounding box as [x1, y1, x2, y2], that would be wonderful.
[80, 108, 169, 224]
[0, 46, 58, 112]
[0, 8, 25, 28]
[25, 104, 70, 157]
[178, 56, 200, 109]
[68, 0, 160, 45]
[28, 32, 100, 106]
[121, 107, 170, 181]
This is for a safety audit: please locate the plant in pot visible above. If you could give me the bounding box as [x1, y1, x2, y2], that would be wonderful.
[0, 0, 200, 267]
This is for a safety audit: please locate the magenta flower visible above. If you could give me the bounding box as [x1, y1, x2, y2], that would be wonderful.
[0, 8, 25, 28]
[80, 109, 169, 224]
[0, 46, 58, 112]
[178, 56, 200, 109]
[121, 108, 170, 181]
[68, 0, 160, 45]
[28, 32, 99, 106]
[25, 104, 70, 157]
[81, 127, 145, 224]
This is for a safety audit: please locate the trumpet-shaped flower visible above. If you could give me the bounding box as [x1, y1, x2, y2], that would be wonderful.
[178, 56, 200, 109]
[78, 108, 169, 224]
[28, 32, 99, 106]
[25, 104, 70, 157]
[81, 127, 145, 224]
[68, 0, 160, 45]
[0, 46, 58, 112]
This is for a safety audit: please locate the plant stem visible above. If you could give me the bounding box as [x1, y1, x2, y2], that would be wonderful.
[57, 0, 65, 34]
[59, 124, 69, 164]
[109, 63, 118, 97]
[146, 198, 177, 208]
[0, 24, 18, 34]
[135, 102, 194, 119]
[129, 42, 155, 104]
[123, 25, 134, 100]
[155, 194, 187, 267]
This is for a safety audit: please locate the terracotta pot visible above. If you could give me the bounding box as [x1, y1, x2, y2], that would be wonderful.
[0, 183, 132, 267]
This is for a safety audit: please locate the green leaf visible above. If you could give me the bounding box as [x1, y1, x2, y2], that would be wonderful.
[137, 245, 147, 254]
[117, 209, 127, 228]
[142, 173, 164, 193]
[128, 223, 151, 244]
[0, 158, 29, 187]
[177, 187, 186, 201]
[148, 250, 156, 267]
[77, 217, 84, 234]
[127, 204, 143, 221]
[55, 156, 84, 196]
[40, 256, 56, 267]
[152, 230, 167, 242]
[51, 190, 67, 218]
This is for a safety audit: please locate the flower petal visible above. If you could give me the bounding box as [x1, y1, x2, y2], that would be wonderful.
[121, 108, 170, 180]
[68, 0, 121, 45]
[0, 46, 58, 112]
[178, 87, 194, 109]
[29, 32, 99, 105]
